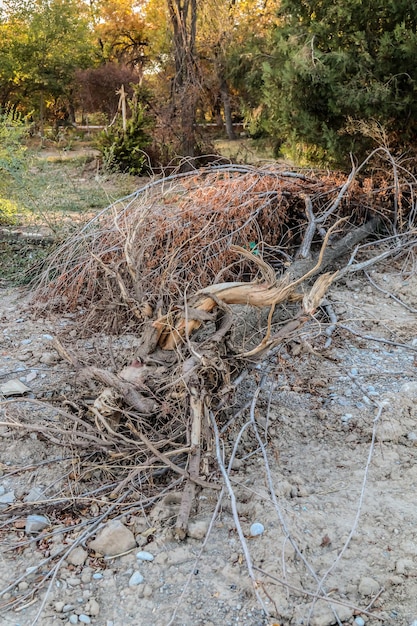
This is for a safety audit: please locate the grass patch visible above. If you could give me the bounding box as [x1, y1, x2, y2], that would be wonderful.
[0, 240, 53, 287]
[0, 148, 148, 286]
[213, 137, 277, 165]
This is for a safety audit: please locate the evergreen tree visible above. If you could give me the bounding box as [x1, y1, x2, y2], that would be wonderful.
[260, 0, 417, 165]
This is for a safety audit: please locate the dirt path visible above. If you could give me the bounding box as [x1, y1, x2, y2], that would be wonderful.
[1, 270, 417, 626]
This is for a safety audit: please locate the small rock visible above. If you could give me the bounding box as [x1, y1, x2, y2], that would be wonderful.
[187, 520, 209, 540]
[85, 598, 100, 616]
[25, 514, 49, 534]
[0, 379, 31, 396]
[42, 334, 54, 340]
[0, 491, 15, 504]
[88, 520, 136, 557]
[92, 572, 103, 580]
[79, 614, 92, 624]
[389, 575, 403, 585]
[354, 618, 365, 626]
[26, 370, 37, 383]
[358, 576, 380, 596]
[63, 604, 75, 612]
[54, 601, 65, 612]
[400, 381, 417, 398]
[396, 558, 414, 574]
[231, 458, 243, 470]
[143, 584, 153, 598]
[128, 571, 144, 586]
[249, 522, 265, 537]
[136, 551, 154, 562]
[81, 568, 92, 584]
[66, 546, 88, 567]
[24, 486, 44, 502]
[69, 616, 78, 625]
[39, 351, 59, 365]
[376, 420, 403, 443]
[311, 604, 353, 626]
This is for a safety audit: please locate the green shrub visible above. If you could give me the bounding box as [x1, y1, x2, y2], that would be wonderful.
[0, 112, 29, 224]
[0, 111, 28, 177]
[0, 197, 21, 225]
[97, 93, 153, 175]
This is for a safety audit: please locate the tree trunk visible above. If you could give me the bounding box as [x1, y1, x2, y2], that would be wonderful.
[167, 0, 199, 159]
[220, 78, 236, 140]
[39, 89, 45, 137]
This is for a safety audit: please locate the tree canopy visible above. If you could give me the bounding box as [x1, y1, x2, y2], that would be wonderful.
[258, 0, 417, 164]
[1, 0, 417, 166]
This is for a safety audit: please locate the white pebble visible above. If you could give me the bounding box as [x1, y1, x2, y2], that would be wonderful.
[249, 522, 264, 537]
[69, 616, 78, 625]
[354, 618, 365, 626]
[128, 571, 144, 586]
[136, 551, 154, 561]
[79, 616, 91, 624]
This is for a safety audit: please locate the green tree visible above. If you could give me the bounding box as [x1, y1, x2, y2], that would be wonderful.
[1, 0, 94, 127]
[90, 0, 149, 68]
[258, 0, 417, 164]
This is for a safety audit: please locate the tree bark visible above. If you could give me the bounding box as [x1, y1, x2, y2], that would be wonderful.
[167, 0, 199, 159]
[220, 78, 236, 140]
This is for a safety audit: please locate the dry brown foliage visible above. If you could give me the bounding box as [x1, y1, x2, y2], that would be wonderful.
[34, 163, 394, 333]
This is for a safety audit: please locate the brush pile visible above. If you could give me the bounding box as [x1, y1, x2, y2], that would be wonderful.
[30, 153, 417, 540]
[2, 151, 417, 619]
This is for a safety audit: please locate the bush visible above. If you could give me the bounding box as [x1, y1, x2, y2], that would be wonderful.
[97, 91, 153, 175]
[0, 112, 28, 224]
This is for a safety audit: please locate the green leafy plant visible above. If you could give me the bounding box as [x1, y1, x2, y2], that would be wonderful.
[0, 112, 29, 225]
[97, 91, 153, 175]
[251, 1, 417, 166]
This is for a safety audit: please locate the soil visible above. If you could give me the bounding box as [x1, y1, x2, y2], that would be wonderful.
[1, 268, 417, 626]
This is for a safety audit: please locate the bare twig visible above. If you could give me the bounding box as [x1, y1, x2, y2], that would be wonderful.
[209, 410, 269, 616]
[364, 270, 417, 313]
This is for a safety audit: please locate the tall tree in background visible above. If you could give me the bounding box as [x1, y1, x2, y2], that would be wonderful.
[0, 0, 94, 127]
[166, 0, 199, 158]
[198, 0, 237, 140]
[260, 0, 417, 164]
[90, 0, 149, 69]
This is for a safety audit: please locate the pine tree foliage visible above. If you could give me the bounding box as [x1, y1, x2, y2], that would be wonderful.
[260, 0, 417, 164]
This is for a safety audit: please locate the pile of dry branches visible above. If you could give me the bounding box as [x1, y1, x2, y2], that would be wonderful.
[35, 159, 397, 331]
[32, 152, 417, 517]
[2, 150, 417, 620]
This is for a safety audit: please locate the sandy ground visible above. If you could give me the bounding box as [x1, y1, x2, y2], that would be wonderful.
[1, 268, 417, 626]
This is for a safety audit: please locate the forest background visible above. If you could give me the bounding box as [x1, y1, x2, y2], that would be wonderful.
[1, 0, 417, 176]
